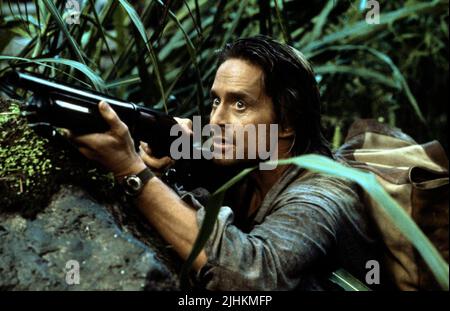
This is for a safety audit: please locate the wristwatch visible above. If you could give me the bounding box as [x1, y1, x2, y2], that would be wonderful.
[119, 167, 155, 197]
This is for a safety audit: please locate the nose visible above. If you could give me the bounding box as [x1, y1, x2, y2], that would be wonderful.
[209, 101, 229, 126]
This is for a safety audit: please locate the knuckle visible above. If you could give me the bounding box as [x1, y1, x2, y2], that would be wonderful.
[117, 123, 128, 136]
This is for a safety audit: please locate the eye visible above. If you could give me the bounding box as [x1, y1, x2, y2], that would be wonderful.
[235, 100, 246, 111]
[212, 97, 220, 108]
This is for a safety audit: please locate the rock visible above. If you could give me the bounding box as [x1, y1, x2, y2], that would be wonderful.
[0, 186, 180, 290]
[0, 97, 182, 290]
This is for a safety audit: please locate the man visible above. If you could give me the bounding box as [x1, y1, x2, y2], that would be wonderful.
[70, 36, 381, 290]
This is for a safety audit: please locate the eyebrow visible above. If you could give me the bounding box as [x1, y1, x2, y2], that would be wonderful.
[210, 89, 257, 103]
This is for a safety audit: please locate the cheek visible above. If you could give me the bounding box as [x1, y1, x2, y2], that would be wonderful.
[248, 97, 276, 125]
[240, 107, 277, 153]
[242, 106, 276, 127]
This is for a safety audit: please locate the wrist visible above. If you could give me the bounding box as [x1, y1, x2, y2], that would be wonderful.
[117, 166, 155, 197]
[114, 158, 147, 180]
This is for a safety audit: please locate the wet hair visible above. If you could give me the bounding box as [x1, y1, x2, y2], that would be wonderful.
[217, 35, 332, 157]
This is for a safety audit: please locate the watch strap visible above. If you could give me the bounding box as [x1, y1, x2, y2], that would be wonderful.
[121, 167, 155, 197]
[136, 167, 155, 184]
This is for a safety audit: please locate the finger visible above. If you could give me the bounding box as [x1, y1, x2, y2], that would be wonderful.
[140, 141, 152, 155]
[174, 117, 193, 135]
[139, 145, 148, 158]
[59, 128, 72, 139]
[98, 101, 124, 132]
[140, 152, 174, 170]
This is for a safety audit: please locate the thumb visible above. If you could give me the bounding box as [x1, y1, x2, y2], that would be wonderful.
[98, 101, 122, 131]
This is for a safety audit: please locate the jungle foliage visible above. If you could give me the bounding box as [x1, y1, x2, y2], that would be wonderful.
[0, 0, 448, 290]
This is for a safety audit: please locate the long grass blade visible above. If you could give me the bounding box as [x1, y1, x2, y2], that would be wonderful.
[301, 0, 448, 53]
[314, 64, 400, 89]
[41, 0, 87, 65]
[180, 166, 254, 288]
[181, 155, 449, 290]
[0, 55, 105, 91]
[310, 45, 426, 123]
[155, 0, 205, 114]
[330, 269, 371, 291]
[118, 0, 167, 111]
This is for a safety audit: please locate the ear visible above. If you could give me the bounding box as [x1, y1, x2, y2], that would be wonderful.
[279, 126, 295, 138]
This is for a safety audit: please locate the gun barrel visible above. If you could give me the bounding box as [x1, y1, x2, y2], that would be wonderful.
[9, 71, 135, 109]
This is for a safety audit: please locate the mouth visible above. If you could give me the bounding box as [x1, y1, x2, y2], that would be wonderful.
[212, 135, 233, 145]
[212, 136, 233, 151]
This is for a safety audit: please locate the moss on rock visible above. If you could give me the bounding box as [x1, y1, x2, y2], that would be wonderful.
[0, 97, 117, 217]
[0, 97, 182, 289]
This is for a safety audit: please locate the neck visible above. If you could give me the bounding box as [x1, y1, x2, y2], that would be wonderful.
[249, 141, 294, 199]
[249, 164, 290, 196]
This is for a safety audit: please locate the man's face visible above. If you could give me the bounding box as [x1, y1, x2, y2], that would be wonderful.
[209, 58, 277, 167]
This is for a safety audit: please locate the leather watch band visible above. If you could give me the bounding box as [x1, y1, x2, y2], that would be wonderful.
[136, 167, 155, 184]
[121, 167, 155, 197]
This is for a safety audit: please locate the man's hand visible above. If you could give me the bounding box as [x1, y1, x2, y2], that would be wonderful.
[68, 100, 146, 177]
[68, 104, 207, 270]
[138, 117, 193, 174]
[65, 101, 207, 271]
[139, 142, 174, 175]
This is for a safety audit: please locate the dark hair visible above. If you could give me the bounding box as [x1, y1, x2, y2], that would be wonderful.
[217, 35, 332, 157]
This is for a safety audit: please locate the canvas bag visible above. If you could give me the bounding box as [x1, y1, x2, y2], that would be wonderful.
[335, 119, 449, 290]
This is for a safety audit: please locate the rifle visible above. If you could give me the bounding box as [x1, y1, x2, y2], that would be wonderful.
[2, 71, 180, 158]
[1, 70, 226, 192]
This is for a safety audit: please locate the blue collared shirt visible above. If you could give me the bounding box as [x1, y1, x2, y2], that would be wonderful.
[182, 164, 382, 290]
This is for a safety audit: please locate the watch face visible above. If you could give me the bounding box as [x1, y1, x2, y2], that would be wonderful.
[124, 175, 142, 196]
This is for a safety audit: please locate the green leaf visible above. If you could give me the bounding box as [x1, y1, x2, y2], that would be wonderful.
[41, 0, 87, 65]
[106, 74, 140, 89]
[273, 0, 290, 43]
[278, 155, 449, 290]
[314, 64, 400, 89]
[86, 0, 116, 70]
[310, 45, 426, 124]
[0, 55, 105, 91]
[118, 0, 167, 111]
[221, 0, 249, 46]
[299, 0, 335, 46]
[155, 0, 206, 114]
[180, 166, 254, 288]
[181, 155, 449, 290]
[330, 269, 371, 291]
[300, 0, 448, 53]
